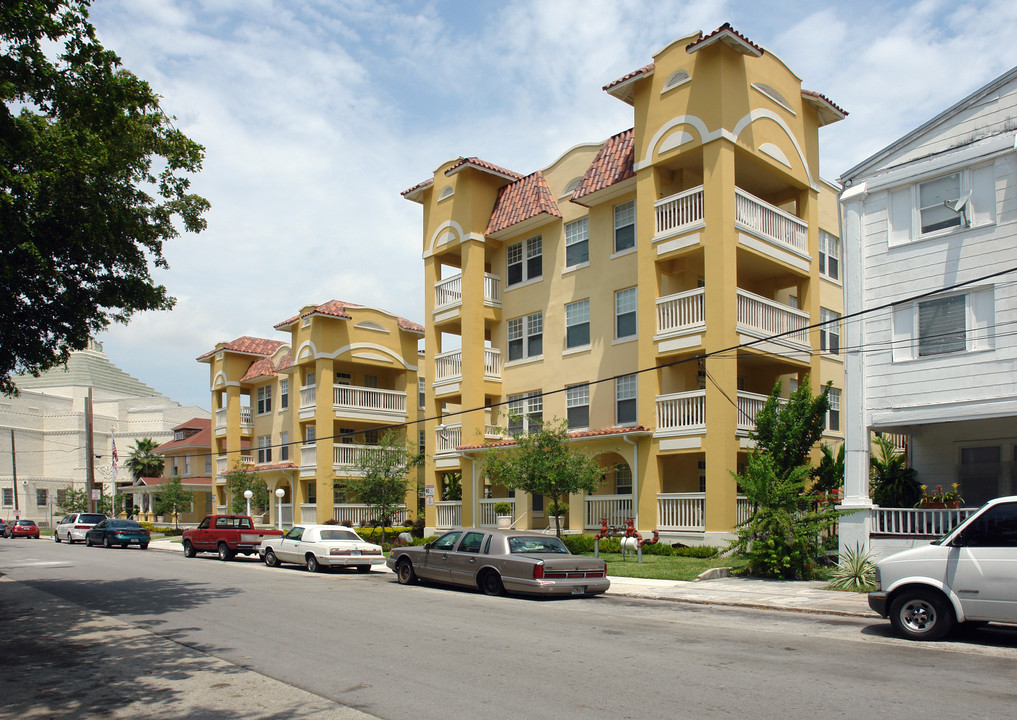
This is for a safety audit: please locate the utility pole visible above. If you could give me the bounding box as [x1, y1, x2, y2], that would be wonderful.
[10, 428, 18, 515]
[85, 388, 95, 513]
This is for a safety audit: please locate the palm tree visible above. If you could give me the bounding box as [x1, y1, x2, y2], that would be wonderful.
[127, 438, 165, 481]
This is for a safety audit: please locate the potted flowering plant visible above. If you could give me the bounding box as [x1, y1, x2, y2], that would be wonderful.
[493, 501, 513, 528]
[916, 483, 964, 509]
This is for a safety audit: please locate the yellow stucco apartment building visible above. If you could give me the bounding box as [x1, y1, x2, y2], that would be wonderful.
[403, 25, 846, 544]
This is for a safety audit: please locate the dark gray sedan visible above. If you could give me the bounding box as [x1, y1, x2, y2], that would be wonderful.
[386, 528, 609, 597]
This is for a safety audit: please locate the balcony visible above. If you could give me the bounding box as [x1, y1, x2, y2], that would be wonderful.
[736, 288, 810, 352]
[434, 348, 502, 386]
[299, 443, 395, 476]
[299, 384, 316, 418]
[735, 188, 808, 257]
[655, 288, 705, 339]
[435, 423, 463, 454]
[656, 391, 782, 436]
[434, 272, 502, 313]
[334, 384, 407, 421]
[216, 454, 254, 477]
[214, 406, 253, 434]
[654, 186, 705, 241]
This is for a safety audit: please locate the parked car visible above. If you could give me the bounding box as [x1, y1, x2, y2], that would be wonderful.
[259, 524, 384, 573]
[869, 494, 1017, 640]
[85, 519, 151, 549]
[387, 528, 610, 597]
[182, 515, 284, 561]
[6, 519, 40, 539]
[0, 518, 7, 537]
[54, 513, 108, 544]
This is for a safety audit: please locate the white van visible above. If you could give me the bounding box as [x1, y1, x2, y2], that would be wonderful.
[868, 495, 1017, 640]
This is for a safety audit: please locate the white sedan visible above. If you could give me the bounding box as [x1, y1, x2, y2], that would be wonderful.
[259, 524, 385, 573]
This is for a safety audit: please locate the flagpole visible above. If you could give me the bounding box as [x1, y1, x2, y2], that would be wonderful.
[111, 431, 119, 518]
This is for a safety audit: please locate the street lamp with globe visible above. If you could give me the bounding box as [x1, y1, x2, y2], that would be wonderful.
[244, 489, 253, 518]
[275, 487, 285, 530]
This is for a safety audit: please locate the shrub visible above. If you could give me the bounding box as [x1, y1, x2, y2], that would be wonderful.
[829, 544, 876, 591]
[673, 545, 720, 558]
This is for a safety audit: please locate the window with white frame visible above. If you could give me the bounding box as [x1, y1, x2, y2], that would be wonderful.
[615, 464, 633, 495]
[204, 454, 212, 474]
[257, 435, 272, 464]
[892, 288, 994, 361]
[418, 378, 425, 408]
[339, 427, 354, 444]
[616, 374, 637, 425]
[335, 371, 352, 386]
[256, 385, 272, 415]
[888, 163, 996, 244]
[304, 370, 315, 387]
[565, 217, 589, 268]
[508, 391, 543, 436]
[565, 299, 590, 349]
[279, 379, 289, 410]
[507, 312, 543, 361]
[615, 287, 637, 339]
[183, 454, 191, 476]
[566, 384, 590, 429]
[819, 230, 839, 280]
[820, 308, 840, 354]
[280, 432, 289, 462]
[365, 429, 380, 445]
[364, 374, 378, 388]
[826, 388, 841, 432]
[2, 487, 12, 506]
[305, 425, 316, 444]
[614, 200, 635, 253]
[507, 235, 542, 286]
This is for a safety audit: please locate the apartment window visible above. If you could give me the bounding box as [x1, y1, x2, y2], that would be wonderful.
[566, 384, 590, 429]
[257, 435, 272, 464]
[614, 200, 635, 252]
[819, 230, 839, 280]
[616, 374, 637, 425]
[2, 488, 12, 506]
[616, 464, 633, 495]
[364, 374, 378, 388]
[888, 163, 995, 244]
[338, 427, 354, 444]
[418, 378, 425, 408]
[279, 379, 289, 410]
[280, 432, 289, 462]
[565, 299, 590, 349]
[183, 455, 191, 476]
[698, 460, 707, 493]
[36, 489, 48, 506]
[820, 308, 840, 354]
[615, 287, 637, 339]
[335, 371, 352, 386]
[507, 312, 543, 361]
[827, 388, 841, 432]
[508, 391, 543, 436]
[418, 430, 426, 456]
[365, 429, 380, 445]
[304, 370, 315, 387]
[892, 288, 994, 361]
[306, 481, 316, 504]
[920, 172, 963, 233]
[565, 217, 589, 268]
[507, 235, 542, 286]
[256, 386, 272, 415]
[205, 455, 212, 474]
[305, 425, 316, 444]
[919, 295, 966, 356]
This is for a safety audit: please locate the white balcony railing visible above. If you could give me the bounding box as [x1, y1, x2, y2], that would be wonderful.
[216, 456, 227, 475]
[436, 500, 462, 530]
[300, 385, 316, 411]
[300, 503, 317, 522]
[333, 443, 388, 469]
[736, 288, 810, 348]
[333, 385, 407, 415]
[736, 391, 787, 434]
[657, 493, 752, 531]
[871, 507, 976, 537]
[479, 498, 516, 527]
[584, 494, 634, 529]
[654, 186, 704, 239]
[656, 288, 705, 336]
[484, 273, 502, 306]
[215, 408, 227, 430]
[434, 348, 502, 384]
[240, 454, 254, 466]
[434, 273, 502, 311]
[656, 390, 706, 433]
[240, 406, 252, 427]
[333, 503, 409, 527]
[436, 423, 463, 454]
[735, 187, 808, 255]
[300, 443, 317, 467]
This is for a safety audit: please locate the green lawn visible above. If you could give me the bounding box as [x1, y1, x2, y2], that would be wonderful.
[582, 552, 750, 582]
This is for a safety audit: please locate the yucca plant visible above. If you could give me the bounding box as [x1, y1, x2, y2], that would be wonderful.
[829, 544, 876, 591]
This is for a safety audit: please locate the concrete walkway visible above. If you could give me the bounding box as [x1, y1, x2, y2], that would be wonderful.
[149, 537, 876, 618]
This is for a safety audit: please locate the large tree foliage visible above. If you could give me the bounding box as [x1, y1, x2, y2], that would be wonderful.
[1, 1, 209, 395]
[126, 437, 164, 480]
[483, 420, 603, 537]
[224, 463, 268, 516]
[730, 377, 839, 579]
[343, 429, 419, 543]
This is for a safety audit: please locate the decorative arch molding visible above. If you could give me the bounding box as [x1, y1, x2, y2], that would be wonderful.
[659, 130, 695, 154]
[759, 142, 792, 168]
[212, 371, 233, 390]
[637, 114, 712, 168]
[731, 108, 816, 189]
[427, 220, 465, 256]
[325, 342, 417, 370]
[296, 341, 318, 363]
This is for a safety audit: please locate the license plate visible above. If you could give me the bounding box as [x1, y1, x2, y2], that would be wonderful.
[352, 550, 360, 556]
[571, 586, 586, 595]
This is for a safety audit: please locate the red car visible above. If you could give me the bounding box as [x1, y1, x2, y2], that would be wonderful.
[7, 520, 40, 539]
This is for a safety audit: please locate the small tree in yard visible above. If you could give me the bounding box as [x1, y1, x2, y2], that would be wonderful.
[58, 487, 88, 513]
[482, 420, 603, 538]
[154, 476, 192, 529]
[730, 377, 840, 579]
[225, 464, 268, 516]
[343, 429, 419, 543]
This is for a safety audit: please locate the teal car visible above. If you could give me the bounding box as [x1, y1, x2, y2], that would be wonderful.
[85, 519, 151, 549]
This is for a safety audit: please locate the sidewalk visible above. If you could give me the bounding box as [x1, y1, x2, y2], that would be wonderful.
[149, 538, 876, 618]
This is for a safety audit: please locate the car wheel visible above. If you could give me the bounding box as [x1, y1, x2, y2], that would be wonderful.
[356, 565, 371, 573]
[889, 589, 954, 641]
[479, 570, 505, 597]
[54, 533, 61, 543]
[217, 542, 235, 562]
[85, 536, 93, 547]
[103, 536, 112, 548]
[140, 544, 149, 550]
[67, 536, 75, 545]
[306, 554, 321, 573]
[395, 558, 418, 585]
[264, 548, 279, 567]
[183, 540, 196, 558]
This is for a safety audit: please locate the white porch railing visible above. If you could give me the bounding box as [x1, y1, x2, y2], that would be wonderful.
[658, 493, 752, 531]
[737, 496, 752, 525]
[300, 385, 316, 411]
[734, 187, 808, 254]
[333, 443, 388, 469]
[216, 456, 227, 475]
[299, 503, 316, 521]
[240, 406, 252, 428]
[654, 186, 705, 239]
[279, 503, 293, 528]
[584, 494, 634, 529]
[736, 391, 786, 434]
[334, 385, 407, 415]
[215, 408, 227, 430]
[479, 498, 516, 527]
[656, 288, 705, 336]
[736, 288, 810, 348]
[484, 274, 502, 306]
[333, 503, 409, 526]
[436, 423, 463, 454]
[300, 444, 316, 467]
[436, 500, 462, 530]
[434, 272, 502, 310]
[656, 390, 706, 433]
[871, 507, 976, 537]
[435, 348, 502, 384]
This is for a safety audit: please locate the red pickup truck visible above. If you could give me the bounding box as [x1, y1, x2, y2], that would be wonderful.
[181, 515, 284, 561]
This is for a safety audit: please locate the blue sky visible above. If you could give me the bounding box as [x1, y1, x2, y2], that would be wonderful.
[85, 0, 1017, 410]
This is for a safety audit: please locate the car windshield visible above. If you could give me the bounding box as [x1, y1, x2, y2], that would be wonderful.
[110, 520, 142, 529]
[17, 521, 37, 527]
[319, 530, 361, 542]
[507, 536, 569, 554]
[79, 514, 105, 523]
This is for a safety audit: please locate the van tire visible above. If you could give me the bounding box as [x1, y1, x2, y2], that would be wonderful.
[889, 589, 954, 641]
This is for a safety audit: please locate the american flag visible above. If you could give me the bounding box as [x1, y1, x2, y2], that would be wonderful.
[111, 437, 119, 482]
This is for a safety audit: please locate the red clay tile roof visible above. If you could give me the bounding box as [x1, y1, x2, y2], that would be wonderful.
[457, 425, 650, 451]
[241, 355, 278, 382]
[801, 90, 848, 124]
[686, 23, 762, 57]
[485, 171, 562, 236]
[275, 300, 423, 334]
[196, 336, 284, 361]
[130, 476, 213, 488]
[252, 462, 298, 472]
[603, 62, 655, 93]
[571, 129, 635, 204]
[154, 419, 212, 453]
[401, 177, 434, 197]
[398, 317, 425, 334]
[445, 157, 524, 182]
